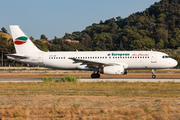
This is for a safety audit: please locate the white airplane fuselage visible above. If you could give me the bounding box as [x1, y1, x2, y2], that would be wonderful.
[12, 51, 177, 70]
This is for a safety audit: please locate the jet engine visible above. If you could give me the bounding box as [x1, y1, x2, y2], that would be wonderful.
[99, 65, 127, 75]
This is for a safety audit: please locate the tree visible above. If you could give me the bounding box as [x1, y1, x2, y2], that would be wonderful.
[1, 27, 7, 33]
[40, 34, 48, 40]
[116, 16, 122, 21]
[79, 33, 91, 47]
[156, 39, 164, 49]
[29, 36, 34, 41]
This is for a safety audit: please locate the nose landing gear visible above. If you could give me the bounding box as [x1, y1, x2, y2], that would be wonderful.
[91, 72, 100, 78]
[152, 69, 156, 79]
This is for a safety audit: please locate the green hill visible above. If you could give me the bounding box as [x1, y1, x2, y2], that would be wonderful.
[0, 32, 12, 40]
[57, 0, 180, 51]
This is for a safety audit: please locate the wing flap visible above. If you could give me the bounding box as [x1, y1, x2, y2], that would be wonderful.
[69, 58, 128, 69]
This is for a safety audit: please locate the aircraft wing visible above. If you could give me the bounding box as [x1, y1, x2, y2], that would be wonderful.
[69, 58, 128, 68]
[6, 54, 29, 59]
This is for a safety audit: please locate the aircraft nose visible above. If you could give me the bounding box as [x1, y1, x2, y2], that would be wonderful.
[172, 59, 178, 67]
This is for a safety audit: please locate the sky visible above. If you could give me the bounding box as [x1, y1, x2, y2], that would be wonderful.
[0, 0, 161, 40]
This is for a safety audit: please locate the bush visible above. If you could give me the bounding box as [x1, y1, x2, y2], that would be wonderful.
[42, 76, 80, 82]
[42, 77, 54, 82]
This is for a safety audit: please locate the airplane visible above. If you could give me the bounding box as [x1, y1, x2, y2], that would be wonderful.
[7, 25, 178, 79]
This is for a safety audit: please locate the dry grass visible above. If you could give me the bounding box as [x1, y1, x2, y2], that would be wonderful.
[0, 82, 179, 119]
[0, 71, 180, 119]
[0, 82, 180, 97]
[0, 96, 180, 119]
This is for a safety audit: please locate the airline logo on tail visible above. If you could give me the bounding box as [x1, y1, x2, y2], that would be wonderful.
[14, 36, 28, 45]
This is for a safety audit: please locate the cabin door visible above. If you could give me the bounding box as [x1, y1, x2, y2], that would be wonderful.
[38, 53, 44, 66]
[151, 52, 157, 63]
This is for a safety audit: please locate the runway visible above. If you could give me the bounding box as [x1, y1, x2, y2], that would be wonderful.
[0, 78, 180, 82]
[80, 78, 180, 82]
[0, 78, 43, 82]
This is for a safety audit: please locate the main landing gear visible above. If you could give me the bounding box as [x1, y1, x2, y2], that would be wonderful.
[152, 69, 156, 79]
[91, 72, 100, 78]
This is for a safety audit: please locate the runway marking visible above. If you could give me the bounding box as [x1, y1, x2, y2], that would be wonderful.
[0, 78, 180, 82]
[80, 79, 180, 82]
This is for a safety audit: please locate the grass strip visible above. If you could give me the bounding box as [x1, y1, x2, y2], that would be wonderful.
[0, 82, 179, 97]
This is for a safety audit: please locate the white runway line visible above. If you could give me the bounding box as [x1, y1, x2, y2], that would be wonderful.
[0, 78, 180, 82]
[80, 79, 180, 82]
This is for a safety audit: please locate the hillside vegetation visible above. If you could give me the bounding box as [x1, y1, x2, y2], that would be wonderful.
[0, 0, 180, 67]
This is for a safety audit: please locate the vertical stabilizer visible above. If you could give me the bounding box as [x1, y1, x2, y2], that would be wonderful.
[10, 25, 42, 54]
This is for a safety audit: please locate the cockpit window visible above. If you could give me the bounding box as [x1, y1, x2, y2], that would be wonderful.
[162, 56, 171, 58]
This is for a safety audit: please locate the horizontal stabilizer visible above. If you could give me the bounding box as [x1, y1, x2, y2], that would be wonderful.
[6, 54, 29, 59]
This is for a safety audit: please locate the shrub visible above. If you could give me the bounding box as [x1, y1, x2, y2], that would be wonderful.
[42, 77, 54, 82]
[42, 76, 80, 82]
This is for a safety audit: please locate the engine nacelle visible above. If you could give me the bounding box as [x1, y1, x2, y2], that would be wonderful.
[99, 65, 126, 75]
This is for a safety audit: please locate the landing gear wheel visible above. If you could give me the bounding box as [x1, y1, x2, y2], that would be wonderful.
[91, 72, 100, 78]
[151, 69, 156, 79]
[91, 73, 97, 78]
[96, 73, 100, 78]
[152, 75, 156, 79]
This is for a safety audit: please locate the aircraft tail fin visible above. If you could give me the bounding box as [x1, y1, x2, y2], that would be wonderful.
[10, 25, 42, 54]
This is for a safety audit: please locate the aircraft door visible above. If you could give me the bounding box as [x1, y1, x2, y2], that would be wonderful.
[151, 52, 157, 63]
[38, 53, 44, 66]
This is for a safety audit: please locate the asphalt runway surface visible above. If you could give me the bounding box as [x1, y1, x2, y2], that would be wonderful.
[0, 78, 180, 82]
